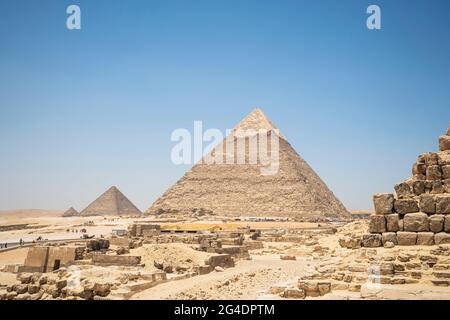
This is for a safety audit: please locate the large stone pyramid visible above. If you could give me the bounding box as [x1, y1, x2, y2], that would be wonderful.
[62, 207, 79, 217]
[145, 108, 349, 221]
[81, 186, 142, 217]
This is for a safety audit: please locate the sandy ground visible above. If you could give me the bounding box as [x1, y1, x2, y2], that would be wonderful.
[0, 209, 334, 244]
[133, 255, 316, 300]
[0, 248, 29, 266]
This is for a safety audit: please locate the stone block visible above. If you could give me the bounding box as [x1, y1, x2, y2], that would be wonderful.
[416, 232, 435, 246]
[382, 232, 398, 245]
[394, 199, 419, 214]
[439, 135, 450, 151]
[397, 232, 417, 246]
[436, 195, 450, 214]
[362, 234, 382, 247]
[419, 194, 435, 214]
[403, 212, 429, 232]
[373, 193, 394, 215]
[297, 280, 319, 297]
[445, 216, 450, 233]
[435, 233, 450, 245]
[426, 165, 442, 180]
[444, 179, 450, 193]
[394, 182, 413, 198]
[283, 288, 305, 299]
[438, 151, 450, 165]
[338, 236, 361, 249]
[442, 165, 450, 179]
[430, 181, 444, 194]
[369, 215, 386, 233]
[425, 153, 439, 166]
[385, 214, 400, 232]
[429, 215, 445, 233]
[412, 180, 426, 196]
[412, 163, 426, 175]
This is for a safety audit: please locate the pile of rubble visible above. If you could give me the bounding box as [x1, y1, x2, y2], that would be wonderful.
[362, 126, 450, 248]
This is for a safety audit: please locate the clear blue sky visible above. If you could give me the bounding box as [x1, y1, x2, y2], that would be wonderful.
[1, 0, 449, 212]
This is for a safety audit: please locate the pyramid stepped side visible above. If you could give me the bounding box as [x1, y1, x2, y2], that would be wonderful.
[81, 186, 142, 217]
[146, 129, 349, 220]
[365, 125, 450, 247]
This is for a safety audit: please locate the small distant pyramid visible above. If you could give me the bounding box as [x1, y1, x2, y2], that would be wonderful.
[62, 207, 79, 217]
[145, 108, 350, 221]
[80, 186, 142, 217]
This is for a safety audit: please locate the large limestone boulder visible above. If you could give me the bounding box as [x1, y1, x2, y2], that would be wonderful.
[412, 180, 426, 196]
[382, 232, 398, 245]
[425, 152, 439, 166]
[394, 183, 413, 198]
[362, 234, 382, 247]
[369, 215, 386, 233]
[397, 232, 417, 246]
[385, 214, 399, 232]
[435, 233, 450, 245]
[373, 193, 394, 215]
[429, 215, 445, 233]
[338, 236, 361, 249]
[403, 212, 429, 232]
[417, 232, 435, 246]
[439, 135, 450, 151]
[436, 195, 450, 214]
[419, 195, 435, 214]
[442, 165, 450, 179]
[426, 165, 442, 180]
[430, 181, 444, 194]
[394, 199, 419, 214]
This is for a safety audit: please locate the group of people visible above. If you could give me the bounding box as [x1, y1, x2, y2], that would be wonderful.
[0, 238, 29, 249]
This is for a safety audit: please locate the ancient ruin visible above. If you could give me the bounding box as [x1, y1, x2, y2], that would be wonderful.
[146, 109, 350, 221]
[363, 126, 450, 248]
[62, 207, 79, 218]
[80, 186, 142, 217]
[1, 122, 450, 301]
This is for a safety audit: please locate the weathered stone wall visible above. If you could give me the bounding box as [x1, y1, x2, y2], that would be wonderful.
[365, 126, 450, 247]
